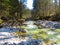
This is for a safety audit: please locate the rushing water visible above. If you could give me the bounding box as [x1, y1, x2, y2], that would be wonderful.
[0, 28, 19, 44]
[0, 21, 42, 45]
[0, 28, 42, 45]
[0, 21, 60, 45]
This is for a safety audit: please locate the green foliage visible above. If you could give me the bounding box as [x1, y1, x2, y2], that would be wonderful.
[0, 19, 3, 23]
[32, 0, 60, 20]
[0, 0, 60, 21]
[32, 0, 49, 19]
[0, 0, 26, 21]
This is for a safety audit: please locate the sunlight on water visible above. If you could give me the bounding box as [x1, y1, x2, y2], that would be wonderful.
[27, 24, 36, 29]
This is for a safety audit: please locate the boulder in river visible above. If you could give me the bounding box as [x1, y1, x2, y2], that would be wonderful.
[0, 25, 3, 28]
[19, 28, 26, 33]
[54, 23, 60, 28]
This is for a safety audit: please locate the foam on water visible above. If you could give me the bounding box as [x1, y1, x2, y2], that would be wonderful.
[0, 28, 29, 44]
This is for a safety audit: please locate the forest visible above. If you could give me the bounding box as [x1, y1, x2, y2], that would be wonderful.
[0, 0, 60, 22]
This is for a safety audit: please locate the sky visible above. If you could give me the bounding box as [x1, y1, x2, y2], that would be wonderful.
[26, 0, 33, 9]
[19, 0, 33, 9]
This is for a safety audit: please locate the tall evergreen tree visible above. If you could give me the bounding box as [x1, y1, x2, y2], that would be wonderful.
[32, 0, 41, 19]
[0, 0, 10, 18]
[9, 0, 25, 19]
[32, 0, 51, 19]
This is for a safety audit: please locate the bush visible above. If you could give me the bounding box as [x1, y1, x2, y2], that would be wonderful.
[0, 19, 3, 23]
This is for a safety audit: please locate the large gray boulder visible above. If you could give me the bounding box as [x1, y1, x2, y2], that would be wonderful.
[44, 21, 58, 28]
[54, 23, 60, 28]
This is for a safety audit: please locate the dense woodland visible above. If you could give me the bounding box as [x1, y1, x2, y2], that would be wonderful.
[32, 0, 60, 21]
[0, 0, 60, 22]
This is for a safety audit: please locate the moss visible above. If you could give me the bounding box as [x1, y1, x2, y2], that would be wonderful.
[0, 19, 3, 23]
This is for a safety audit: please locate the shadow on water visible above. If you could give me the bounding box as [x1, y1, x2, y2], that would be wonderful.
[0, 28, 19, 32]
